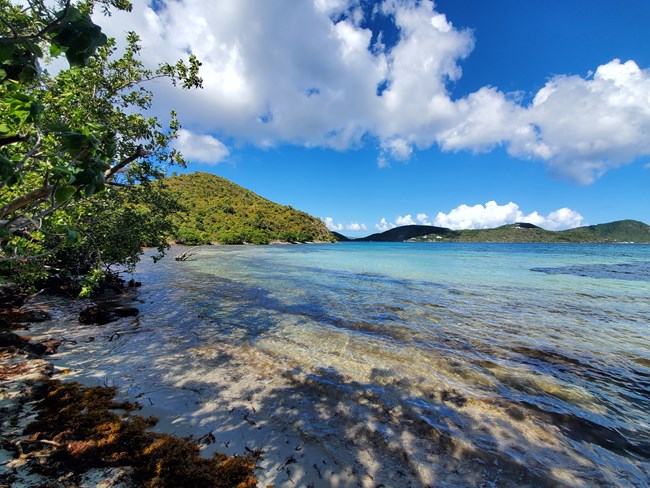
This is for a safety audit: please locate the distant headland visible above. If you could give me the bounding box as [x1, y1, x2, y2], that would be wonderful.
[165, 172, 649, 245]
[332, 220, 650, 244]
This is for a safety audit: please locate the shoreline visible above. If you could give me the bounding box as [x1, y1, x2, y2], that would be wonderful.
[3, 253, 648, 488]
[2, 291, 517, 487]
[1, 291, 376, 487]
[1, 292, 259, 487]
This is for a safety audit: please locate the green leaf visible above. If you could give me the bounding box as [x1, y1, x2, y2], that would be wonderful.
[66, 228, 80, 244]
[49, 43, 63, 58]
[54, 185, 76, 203]
[51, 7, 108, 67]
[0, 153, 17, 185]
[0, 42, 14, 63]
[29, 101, 43, 120]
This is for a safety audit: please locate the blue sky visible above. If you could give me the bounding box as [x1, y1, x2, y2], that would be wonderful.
[101, 1, 650, 236]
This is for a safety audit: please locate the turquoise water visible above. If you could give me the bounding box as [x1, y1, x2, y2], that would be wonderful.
[133, 242, 650, 486]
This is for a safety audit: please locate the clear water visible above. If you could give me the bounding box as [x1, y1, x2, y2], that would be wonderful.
[129, 242, 649, 486]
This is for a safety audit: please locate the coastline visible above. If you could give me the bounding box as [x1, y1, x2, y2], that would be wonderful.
[1, 290, 378, 487]
[1, 290, 523, 487]
[1, 291, 259, 488]
[3, 242, 648, 488]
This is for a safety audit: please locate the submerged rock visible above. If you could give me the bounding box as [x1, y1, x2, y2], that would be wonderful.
[0, 332, 61, 356]
[79, 305, 116, 325]
[10, 309, 52, 323]
[79, 304, 139, 325]
[112, 306, 139, 318]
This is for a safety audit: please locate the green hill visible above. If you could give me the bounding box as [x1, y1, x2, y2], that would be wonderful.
[350, 220, 650, 243]
[330, 231, 351, 242]
[571, 220, 650, 243]
[356, 225, 456, 242]
[164, 172, 333, 245]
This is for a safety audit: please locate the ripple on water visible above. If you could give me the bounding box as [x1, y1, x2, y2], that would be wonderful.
[130, 244, 650, 486]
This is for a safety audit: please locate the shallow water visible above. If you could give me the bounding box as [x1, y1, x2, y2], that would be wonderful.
[128, 243, 650, 485]
[35, 243, 650, 486]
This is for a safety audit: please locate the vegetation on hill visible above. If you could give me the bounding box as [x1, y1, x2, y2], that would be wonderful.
[164, 172, 333, 245]
[336, 221, 650, 243]
[356, 225, 454, 242]
[575, 220, 650, 243]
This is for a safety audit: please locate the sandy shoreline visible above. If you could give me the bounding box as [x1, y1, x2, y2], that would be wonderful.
[3, 293, 390, 487]
[2, 292, 506, 487]
[4, 283, 646, 487]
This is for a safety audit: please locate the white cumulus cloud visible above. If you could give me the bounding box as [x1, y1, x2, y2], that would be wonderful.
[432, 201, 583, 230]
[346, 222, 368, 231]
[511, 59, 650, 184]
[172, 129, 229, 164]
[324, 217, 366, 232]
[96, 1, 650, 183]
[324, 217, 343, 231]
[394, 213, 433, 226]
[395, 214, 416, 225]
[375, 217, 396, 232]
[377, 202, 584, 231]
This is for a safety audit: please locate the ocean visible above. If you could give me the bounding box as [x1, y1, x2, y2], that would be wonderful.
[37, 242, 650, 486]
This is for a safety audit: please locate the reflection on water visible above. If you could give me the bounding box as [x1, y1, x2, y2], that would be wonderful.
[110, 243, 650, 485]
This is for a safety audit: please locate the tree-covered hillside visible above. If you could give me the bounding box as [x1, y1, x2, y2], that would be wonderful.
[164, 172, 333, 245]
[403, 220, 650, 243]
[572, 220, 650, 243]
[337, 221, 650, 243]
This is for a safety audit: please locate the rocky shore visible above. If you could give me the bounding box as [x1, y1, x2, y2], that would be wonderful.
[0, 288, 257, 488]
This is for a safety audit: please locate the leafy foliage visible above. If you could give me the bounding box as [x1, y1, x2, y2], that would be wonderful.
[0, 1, 201, 291]
[165, 172, 334, 245]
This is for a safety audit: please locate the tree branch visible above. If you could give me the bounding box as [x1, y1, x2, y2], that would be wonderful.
[107, 181, 134, 188]
[0, 0, 71, 42]
[0, 133, 41, 192]
[0, 185, 52, 221]
[104, 144, 146, 179]
[16, 133, 41, 171]
[0, 134, 30, 147]
[0, 145, 146, 229]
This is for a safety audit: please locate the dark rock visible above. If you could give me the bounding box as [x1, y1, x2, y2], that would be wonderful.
[0, 331, 30, 348]
[0, 332, 59, 356]
[79, 305, 117, 325]
[0, 285, 28, 310]
[112, 306, 139, 318]
[0, 316, 11, 330]
[11, 309, 52, 323]
[25, 341, 48, 355]
[38, 339, 62, 355]
[94, 288, 121, 300]
[39, 275, 76, 297]
[127, 279, 142, 288]
[79, 303, 138, 324]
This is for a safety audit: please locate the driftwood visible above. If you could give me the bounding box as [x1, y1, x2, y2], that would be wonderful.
[174, 250, 196, 261]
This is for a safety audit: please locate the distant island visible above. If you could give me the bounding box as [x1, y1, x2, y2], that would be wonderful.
[165, 172, 649, 245]
[334, 220, 650, 244]
[164, 172, 333, 245]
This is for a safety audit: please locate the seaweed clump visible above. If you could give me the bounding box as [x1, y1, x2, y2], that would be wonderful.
[23, 379, 257, 487]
